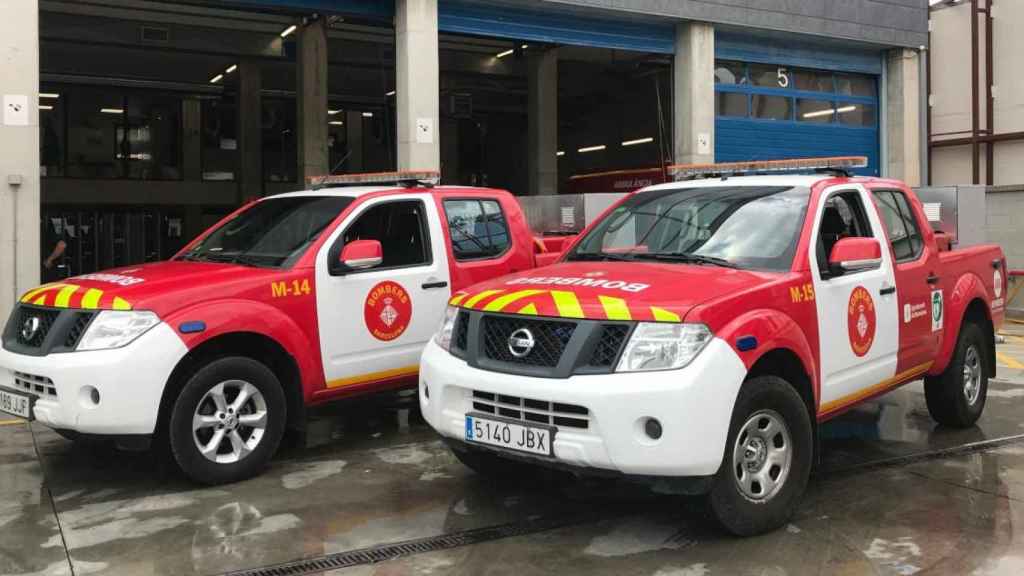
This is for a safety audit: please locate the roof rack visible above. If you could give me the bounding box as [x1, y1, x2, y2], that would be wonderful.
[308, 170, 440, 190]
[667, 156, 868, 180]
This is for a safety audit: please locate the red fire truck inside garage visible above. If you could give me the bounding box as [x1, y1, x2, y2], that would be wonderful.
[420, 158, 1007, 536]
[0, 172, 559, 484]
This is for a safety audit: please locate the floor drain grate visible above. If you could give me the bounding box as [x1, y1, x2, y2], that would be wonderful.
[818, 432, 1024, 478]
[221, 512, 597, 576]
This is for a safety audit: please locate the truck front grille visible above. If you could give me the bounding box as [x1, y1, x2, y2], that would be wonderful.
[481, 316, 576, 367]
[472, 390, 589, 429]
[3, 305, 97, 356]
[13, 371, 57, 397]
[13, 307, 60, 348]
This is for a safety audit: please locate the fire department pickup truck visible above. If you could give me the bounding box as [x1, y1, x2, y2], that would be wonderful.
[420, 157, 1007, 535]
[0, 172, 557, 484]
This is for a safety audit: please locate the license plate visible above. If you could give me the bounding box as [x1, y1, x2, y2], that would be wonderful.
[465, 413, 553, 456]
[0, 388, 32, 420]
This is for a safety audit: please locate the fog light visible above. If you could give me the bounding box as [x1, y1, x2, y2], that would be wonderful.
[79, 386, 100, 409]
[644, 418, 663, 440]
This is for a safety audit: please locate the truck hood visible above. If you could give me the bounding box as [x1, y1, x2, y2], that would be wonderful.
[450, 261, 778, 322]
[18, 261, 279, 315]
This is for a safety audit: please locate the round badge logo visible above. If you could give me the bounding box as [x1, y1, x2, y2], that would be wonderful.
[847, 286, 877, 357]
[364, 281, 412, 341]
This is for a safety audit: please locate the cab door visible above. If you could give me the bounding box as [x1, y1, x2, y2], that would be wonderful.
[314, 194, 451, 393]
[809, 185, 900, 416]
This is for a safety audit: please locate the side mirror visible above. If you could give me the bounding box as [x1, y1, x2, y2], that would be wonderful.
[828, 237, 882, 275]
[339, 239, 383, 271]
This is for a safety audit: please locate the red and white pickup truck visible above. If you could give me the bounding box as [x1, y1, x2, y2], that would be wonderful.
[420, 159, 1006, 535]
[0, 172, 558, 484]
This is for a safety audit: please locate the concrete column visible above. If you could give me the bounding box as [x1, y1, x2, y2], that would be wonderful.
[395, 0, 440, 171]
[238, 59, 263, 201]
[528, 48, 558, 195]
[297, 18, 329, 183]
[885, 48, 922, 186]
[345, 110, 364, 172]
[673, 22, 715, 166]
[0, 0, 40, 321]
[182, 98, 202, 181]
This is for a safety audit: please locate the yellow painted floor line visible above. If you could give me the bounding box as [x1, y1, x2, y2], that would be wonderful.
[0, 419, 26, 426]
[996, 351, 1024, 370]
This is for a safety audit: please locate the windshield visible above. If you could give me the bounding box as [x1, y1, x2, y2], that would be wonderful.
[179, 195, 354, 268]
[568, 185, 809, 271]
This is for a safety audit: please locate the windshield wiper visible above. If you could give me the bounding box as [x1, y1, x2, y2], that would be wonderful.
[566, 252, 635, 262]
[631, 252, 738, 268]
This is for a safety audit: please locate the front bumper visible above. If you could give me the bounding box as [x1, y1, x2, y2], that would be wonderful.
[0, 323, 188, 435]
[419, 337, 748, 477]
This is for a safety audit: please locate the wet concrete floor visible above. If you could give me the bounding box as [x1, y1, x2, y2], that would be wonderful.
[3, 325, 1024, 576]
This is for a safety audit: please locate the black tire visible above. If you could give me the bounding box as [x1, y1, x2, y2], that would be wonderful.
[707, 375, 813, 537]
[924, 321, 988, 428]
[168, 356, 286, 485]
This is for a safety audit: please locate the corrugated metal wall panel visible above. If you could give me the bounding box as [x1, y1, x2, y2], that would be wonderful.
[216, 0, 393, 19]
[716, 118, 879, 176]
[716, 31, 883, 75]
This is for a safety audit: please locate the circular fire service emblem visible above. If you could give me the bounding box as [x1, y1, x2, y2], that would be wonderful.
[847, 286, 876, 357]
[364, 281, 412, 341]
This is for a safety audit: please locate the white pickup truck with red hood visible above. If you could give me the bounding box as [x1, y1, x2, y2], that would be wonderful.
[419, 158, 1006, 535]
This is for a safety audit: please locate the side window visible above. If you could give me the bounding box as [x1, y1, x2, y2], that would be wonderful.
[341, 200, 430, 269]
[816, 191, 874, 275]
[443, 199, 511, 260]
[872, 190, 923, 262]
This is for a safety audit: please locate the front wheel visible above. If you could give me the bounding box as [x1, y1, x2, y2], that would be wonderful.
[168, 357, 286, 485]
[925, 321, 988, 428]
[707, 375, 813, 536]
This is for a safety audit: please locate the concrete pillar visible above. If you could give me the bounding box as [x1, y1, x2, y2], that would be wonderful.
[345, 110, 364, 172]
[0, 0, 40, 321]
[528, 48, 558, 195]
[297, 18, 329, 183]
[238, 59, 263, 201]
[182, 98, 202, 181]
[673, 22, 715, 166]
[395, 0, 440, 171]
[885, 48, 922, 186]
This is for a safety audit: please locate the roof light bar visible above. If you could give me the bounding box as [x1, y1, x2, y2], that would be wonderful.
[308, 170, 440, 189]
[667, 156, 868, 179]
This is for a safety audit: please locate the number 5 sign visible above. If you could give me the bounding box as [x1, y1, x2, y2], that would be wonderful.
[776, 67, 790, 88]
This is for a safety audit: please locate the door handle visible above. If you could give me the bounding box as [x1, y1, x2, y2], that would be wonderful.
[926, 274, 940, 285]
[880, 286, 896, 295]
[421, 281, 448, 289]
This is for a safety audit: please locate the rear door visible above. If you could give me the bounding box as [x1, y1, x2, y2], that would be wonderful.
[809, 184, 900, 416]
[315, 193, 451, 392]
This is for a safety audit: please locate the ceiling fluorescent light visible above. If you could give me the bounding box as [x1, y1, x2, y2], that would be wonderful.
[100, 108, 124, 114]
[386, 90, 396, 96]
[39, 105, 53, 111]
[496, 49, 514, 59]
[521, 44, 528, 49]
[836, 105, 858, 114]
[556, 151, 565, 157]
[328, 109, 342, 115]
[225, 64, 238, 74]
[578, 145, 606, 153]
[362, 112, 374, 118]
[801, 108, 835, 119]
[328, 121, 344, 126]
[280, 24, 297, 38]
[39, 93, 60, 99]
[621, 137, 654, 147]
[210, 74, 224, 84]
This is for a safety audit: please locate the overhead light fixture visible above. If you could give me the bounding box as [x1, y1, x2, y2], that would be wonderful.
[621, 137, 654, 147]
[496, 49, 514, 59]
[39, 105, 53, 111]
[801, 108, 835, 119]
[362, 112, 374, 118]
[836, 105, 858, 114]
[578, 145, 606, 153]
[328, 120, 344, 126]
[521, 44, 528, 49]
[225, 64, 237, 74]
[210, 74, 224, 84]
[386, 90, 396, 97]
[100, 108, 124, 114]
[280, 24, 297, 38]
[39, 93, 60, 99]
[328, 109, 342, 115]
[556, 151, 565, 157]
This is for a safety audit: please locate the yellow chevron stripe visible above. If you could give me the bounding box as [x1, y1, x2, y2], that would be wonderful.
[449, 292, 468, 306]
[80, 288, 104, 310]
[550, 290, 584, 318]
[483, 289, 545, 312]
[53, 285, 79, 308]
[20, 283, 65, 303]
[517, 303, 538, 315]
[112, 297, 132, 311]
[32, 294, 47, 306]
[463, 289, 504, 309]
[598, 295, 631, 321]
[651, 306, 681, 322]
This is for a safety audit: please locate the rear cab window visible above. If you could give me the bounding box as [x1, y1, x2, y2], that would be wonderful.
[443, 199, 511, 261]
[871, 189, 924, 262]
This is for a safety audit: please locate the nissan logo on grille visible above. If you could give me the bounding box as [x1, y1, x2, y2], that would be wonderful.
[21, 315, 41, 342]
[507, 328, 535, 358]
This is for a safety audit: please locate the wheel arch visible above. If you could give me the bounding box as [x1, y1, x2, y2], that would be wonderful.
[963, 298, 996, 379]
[931, 271, 995, 377]
[746, 347, 816, 420]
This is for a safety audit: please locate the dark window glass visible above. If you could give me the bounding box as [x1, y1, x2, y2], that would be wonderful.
[797, 99, 835, 123]
[750, 64, 792, 88]
[263, 98, 297, 183]
[121, 92, 181, 180]
[716, 92, 748, 117]
[39, 86, 65, 177]
[752, 94, 792, 120]
[343, 200, 431, 269]
[180, 196, 353, 268]
[714, 60, 746, 85]
[817, 191, 874, 274]
[836, 73, 876, 97]
[444, 199, 511, 260]
[837, 103, 876, 127]
[327, 108, 350, 173]
[568, 186, 810, 272]
[872, 190, 923, 261]
[201, 96, 237, 181]
[794, 69, 834, 92]
[66, 87, 127, 179]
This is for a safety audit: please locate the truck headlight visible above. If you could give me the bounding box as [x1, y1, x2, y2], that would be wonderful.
[76, 310, 161, 351]
[433, 305, 459, 351]
[616, 323, 712, 373]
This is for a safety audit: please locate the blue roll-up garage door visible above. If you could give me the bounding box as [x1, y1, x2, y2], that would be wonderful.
[714, 33, 882, 176]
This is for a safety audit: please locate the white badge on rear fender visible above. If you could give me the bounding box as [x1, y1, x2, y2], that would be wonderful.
[931, 290, 944, 332]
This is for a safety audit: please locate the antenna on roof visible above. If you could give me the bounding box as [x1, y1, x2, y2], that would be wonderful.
[308, 170, 441, 190]
[666, 156, 868, 181]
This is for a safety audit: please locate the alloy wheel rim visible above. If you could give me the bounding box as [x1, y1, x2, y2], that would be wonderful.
[732, 409, 792, 502]
[963, 344, 982, 406]
[192, 380, 268, 464]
